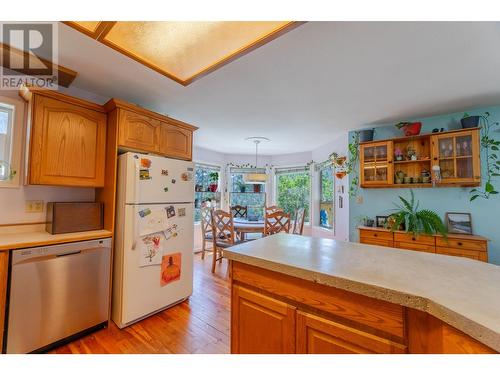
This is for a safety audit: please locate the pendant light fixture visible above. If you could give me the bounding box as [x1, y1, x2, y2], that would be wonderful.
[243, 137, 269, 184]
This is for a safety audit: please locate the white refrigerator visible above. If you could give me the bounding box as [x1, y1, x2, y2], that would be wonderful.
[112, 152, 194, 328]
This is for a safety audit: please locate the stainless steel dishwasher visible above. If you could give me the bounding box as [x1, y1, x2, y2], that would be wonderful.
[6, 238, 111, 353]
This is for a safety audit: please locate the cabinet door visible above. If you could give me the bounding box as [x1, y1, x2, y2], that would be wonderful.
[30, 95, 106, 187]
[118, 109, 160, 153]
[232, 284, 296, 354]
[431, 129, 481, 185]
[360, 141, 393, 186]
[159, 122, 192, 160]
[296, 311, 406, 354]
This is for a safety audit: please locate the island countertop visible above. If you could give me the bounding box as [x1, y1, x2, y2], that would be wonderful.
[224, 233, 500, 352]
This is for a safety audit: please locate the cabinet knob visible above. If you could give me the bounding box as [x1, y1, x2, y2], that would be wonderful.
[374, 233, 378, 237]
[412, 237, 416, 241]
[433, 157, 438, 161]
[388, 161, 392, 164]
[457, 242, 463, 246]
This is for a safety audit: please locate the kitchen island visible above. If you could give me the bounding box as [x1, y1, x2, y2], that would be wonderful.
[224, 234, 500, 354]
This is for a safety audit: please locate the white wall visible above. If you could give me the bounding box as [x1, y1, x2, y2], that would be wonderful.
[0, 90, 95, 225]
[312, 135, 350, 241]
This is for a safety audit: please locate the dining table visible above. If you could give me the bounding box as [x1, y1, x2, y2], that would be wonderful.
[233, 217, 265, 241]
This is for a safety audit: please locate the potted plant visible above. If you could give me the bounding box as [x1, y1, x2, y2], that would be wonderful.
[209, 172, 219, 192]
[394, 147, 403, 161]
[389, 191, 447, 237]
[395, 121, 422, 136]
[461, 113, 481, 129]
[236, 180, 246, 193]
[358, 128, 375, 142]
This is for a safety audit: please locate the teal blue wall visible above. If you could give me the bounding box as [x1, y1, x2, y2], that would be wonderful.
[349, 105, 500, 265]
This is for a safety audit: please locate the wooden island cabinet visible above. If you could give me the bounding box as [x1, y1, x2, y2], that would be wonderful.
[230, 261, 495, 354]
[225, 234, 499, 355]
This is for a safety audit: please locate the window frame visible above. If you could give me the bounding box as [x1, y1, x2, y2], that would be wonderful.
[273, 164, 312, 224]
[229, 167, 267, 220]
[319, 165, 334, 230]
[0, 95, 24, 188]
[193, 161, 222, 223]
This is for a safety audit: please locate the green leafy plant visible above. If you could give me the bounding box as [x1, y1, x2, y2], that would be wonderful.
[390, 190, 447, 237]
[209, 171, 219, 183]
[470, 112, 500, 201]
[235, 179, 246, 192]
[394, 121, 413, 129]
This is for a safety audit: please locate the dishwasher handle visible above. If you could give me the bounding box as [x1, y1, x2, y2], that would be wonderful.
[56, 250, 82, 258]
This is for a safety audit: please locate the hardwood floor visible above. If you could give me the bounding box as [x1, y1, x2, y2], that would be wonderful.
[50, 253, 230, 354]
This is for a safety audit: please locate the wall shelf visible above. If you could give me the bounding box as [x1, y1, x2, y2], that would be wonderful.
[360, 127, 481, 188]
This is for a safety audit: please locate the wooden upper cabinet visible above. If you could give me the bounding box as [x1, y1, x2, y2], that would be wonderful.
[431, 128, 481, 186]
[118, 109, 160, 153]
[360, 141, 393, 187]
[105, 98, 197, 160]
[231, 284, 296, 354]
[28, 93, 106, 187]
[159, 121, 192, 160]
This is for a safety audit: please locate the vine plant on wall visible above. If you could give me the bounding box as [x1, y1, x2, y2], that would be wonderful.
[470, 112, 500, 201]
[328, 131, 360, 197]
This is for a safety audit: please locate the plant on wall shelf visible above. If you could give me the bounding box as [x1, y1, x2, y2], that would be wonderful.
[390, 190, 447, 237]
[470, 112, 500, 201]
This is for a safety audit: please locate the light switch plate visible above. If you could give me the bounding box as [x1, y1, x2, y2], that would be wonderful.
[356, 195, 363, 204]
[25, 200, 44, 213]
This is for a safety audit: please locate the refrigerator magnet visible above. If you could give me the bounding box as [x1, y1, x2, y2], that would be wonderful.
[140, 158, 152, 169]
[161, 169, 169, 176]
[164, 224, 178, 240]
[160, 252, 181, 286]
[178, 208, 186, 217]
[139, 169, 151, 180]
[138, 208, 152, 217]
[163, 187, 169, 192]
[166, 205, 176, 218]
[181, 172, 192, 182]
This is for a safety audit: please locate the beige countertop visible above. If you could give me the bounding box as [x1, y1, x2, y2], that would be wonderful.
[224, 233, 500, 351]
[0, 223, 112, 251]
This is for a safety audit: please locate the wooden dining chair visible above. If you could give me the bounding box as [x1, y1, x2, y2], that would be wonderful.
[265, 205, 282, 215]
[211, 209, 242, 273]
[292, 207, 306, 235]
[200, 207, 214, 260]
[231, 205, 248, 219]
[264, 211, 291, 236]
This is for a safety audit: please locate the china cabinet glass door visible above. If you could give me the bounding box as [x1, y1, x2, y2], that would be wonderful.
[432, 130, 480, 184]
[361, 141, 393, 186]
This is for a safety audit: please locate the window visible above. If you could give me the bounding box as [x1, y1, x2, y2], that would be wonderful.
[230, 168, 266, 220]
[0, 104, 14, 180]
[319, 166, 334, 229]
[194, 163, 221, 222]
[0, 96, 23, 188]
[275, 166, 310, 222]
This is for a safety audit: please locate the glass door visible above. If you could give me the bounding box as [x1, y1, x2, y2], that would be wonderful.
[432, 129, 480, 184]
[360, 141, 393, 186]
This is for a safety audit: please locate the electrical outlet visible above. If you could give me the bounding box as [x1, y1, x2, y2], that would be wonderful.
[356, 195, 363, 204]
[25, 200, 44, 213]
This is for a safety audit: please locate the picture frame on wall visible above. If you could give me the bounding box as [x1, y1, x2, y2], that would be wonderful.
[445, 212, 473, 235]
[376, 215, 389, 228]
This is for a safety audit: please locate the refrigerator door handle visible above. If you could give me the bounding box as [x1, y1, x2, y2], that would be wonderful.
[133, 157, 141, 204]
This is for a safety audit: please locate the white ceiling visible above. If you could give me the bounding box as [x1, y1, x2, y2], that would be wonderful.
[57, 21, 500, 155]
